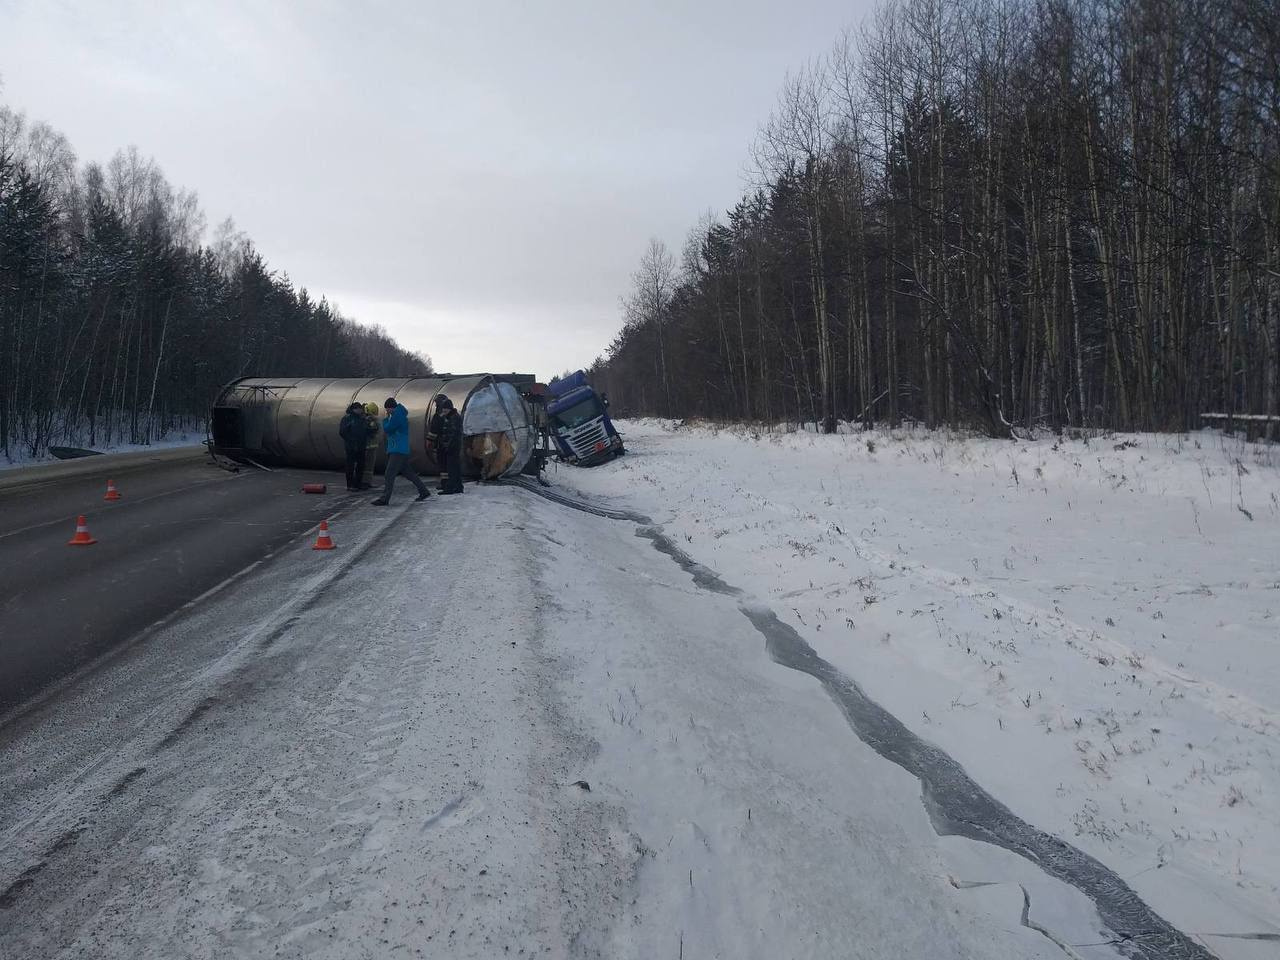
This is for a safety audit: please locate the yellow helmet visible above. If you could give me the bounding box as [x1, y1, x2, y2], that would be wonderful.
[364, 402, 380, 416]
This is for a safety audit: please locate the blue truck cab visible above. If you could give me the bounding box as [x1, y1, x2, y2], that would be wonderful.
[546, 371, 624, 466]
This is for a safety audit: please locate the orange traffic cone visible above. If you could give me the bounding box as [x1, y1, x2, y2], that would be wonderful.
[67, 515, 98, 546]
[312, 520, 336, 551]
[104, 479, 121, 501]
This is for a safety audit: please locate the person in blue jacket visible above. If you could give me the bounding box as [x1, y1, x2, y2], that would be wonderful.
[371, 397, 430, 505]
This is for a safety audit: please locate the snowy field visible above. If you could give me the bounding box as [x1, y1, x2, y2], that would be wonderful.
[551, 419, 1280, 955]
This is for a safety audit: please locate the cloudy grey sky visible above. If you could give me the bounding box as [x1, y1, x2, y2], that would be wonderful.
[1, 0, 870, 379]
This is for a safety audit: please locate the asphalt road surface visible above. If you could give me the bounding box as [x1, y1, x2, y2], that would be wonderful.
[0, 449, 367, 714]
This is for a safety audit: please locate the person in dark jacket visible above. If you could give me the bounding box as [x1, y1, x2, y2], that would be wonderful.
[372, 397, 430, 505]
[338, 402, 375, 490]
[426, 394, 464, 494]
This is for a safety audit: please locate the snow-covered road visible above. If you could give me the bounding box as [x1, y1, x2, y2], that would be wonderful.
[0, 482, 1083, 958]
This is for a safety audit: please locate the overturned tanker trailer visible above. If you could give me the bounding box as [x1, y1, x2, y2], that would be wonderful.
[210, 375, 542, 478]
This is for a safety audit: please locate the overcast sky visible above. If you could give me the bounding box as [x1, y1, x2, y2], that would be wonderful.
[1, 0, 871, 380]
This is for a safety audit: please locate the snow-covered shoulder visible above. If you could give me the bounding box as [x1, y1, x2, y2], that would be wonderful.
[551, 419, 1280, 953]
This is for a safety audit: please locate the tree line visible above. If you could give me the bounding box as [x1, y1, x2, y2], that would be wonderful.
[593, 0, 1279, 438]
[0, 97, 430, 461]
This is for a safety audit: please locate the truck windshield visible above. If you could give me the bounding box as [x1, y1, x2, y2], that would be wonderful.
[551, 396, 603, 430]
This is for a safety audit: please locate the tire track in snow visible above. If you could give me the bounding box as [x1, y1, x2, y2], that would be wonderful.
[1, 492, 639, 957]
[506, 478, 1217, 960]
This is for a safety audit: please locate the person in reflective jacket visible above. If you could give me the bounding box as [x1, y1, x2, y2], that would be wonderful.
[371, 397, 430, 505]
[338, 402, 374, 491]
[360, 401, 381, 488]
[426, 395, 464, 494]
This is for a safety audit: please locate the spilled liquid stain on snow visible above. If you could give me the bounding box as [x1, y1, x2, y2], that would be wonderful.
[737, 603, 1211, 960]
[512, 479, 1216, 960]
[636, 527, 740, 597]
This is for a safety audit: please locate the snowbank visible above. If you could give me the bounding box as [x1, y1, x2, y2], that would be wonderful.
[0, 432, 204, 471]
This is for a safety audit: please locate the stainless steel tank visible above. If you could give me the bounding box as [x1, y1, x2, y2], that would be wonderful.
[211, 375, 536, 476]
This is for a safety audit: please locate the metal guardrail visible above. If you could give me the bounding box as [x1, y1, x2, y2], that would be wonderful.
[1200, 412, 1277, 441]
